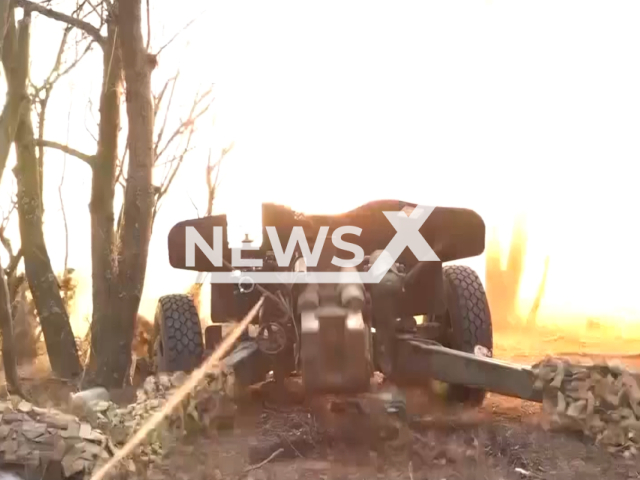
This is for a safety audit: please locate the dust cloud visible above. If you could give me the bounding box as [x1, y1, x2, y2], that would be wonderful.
[485, 217, 640, 359]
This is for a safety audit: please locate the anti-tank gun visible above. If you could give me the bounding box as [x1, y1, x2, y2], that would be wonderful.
[153, 200, 542, 408]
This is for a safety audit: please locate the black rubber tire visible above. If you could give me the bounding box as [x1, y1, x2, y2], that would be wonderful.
[152, 294, 204, 372]
[441, 264, 493, 407]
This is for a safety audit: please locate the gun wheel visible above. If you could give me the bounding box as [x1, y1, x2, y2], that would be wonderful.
[151, 294, 204, 372]
[439, 265, 494, 407]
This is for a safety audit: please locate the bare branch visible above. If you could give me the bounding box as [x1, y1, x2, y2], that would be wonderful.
[45, 36, 94, 89]
[153, 72, 178, 122]
[34, 5, 95, 95]
[44, 26, 72, 91]
[205, 148, 215, 217]
[155, 86, 214, 161]
[154, 14, 201, 58]
[35, 27, 67, 187]
[59, 99, 73, 274]
[0, 232, 13, 261]
[187, 193, 201, 219]
[157, 126, 194, 198]
[0, 198, 20, 265]
[31, 14, 94, 202]
[34, 139, 95, 167]
[84, 96, 99, 143]
[153, 147, 196, 168]
[206, 142, 233, 216]
[15, 0, 105, 47]
[0, 227, 13, 255]
[152, 73, 179, 161]
[151, 127, 194, 223]
[83, 0, 103, 22]
[0, 195, 17, 235]
[150, 82, 215, 224]
[4, 248, 22, 278]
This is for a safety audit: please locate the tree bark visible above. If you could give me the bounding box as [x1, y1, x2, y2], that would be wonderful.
[0, 3, 27, 184]
[0, 259, 23, 396]
[87, 0, 155, 388]
[13, 11, 81, 379]
[0, 0, 23, 396]
[0, 1, 25, 395]
[84, 12, 123, 387]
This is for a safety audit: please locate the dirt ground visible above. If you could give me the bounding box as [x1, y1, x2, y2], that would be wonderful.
[146, 327, 640, 480]
[157, 400, 639, 480]
[6, 325, 640, 480]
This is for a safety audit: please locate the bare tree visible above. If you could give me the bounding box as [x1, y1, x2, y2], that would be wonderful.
[12, 7, 82, 378]
[0, 197, 23, 395]
[92, 0, 156, 388]
[0, 0, 25, 395]
[25, 0, 213, 387]
[0, 0, 105, 384]
[14, 0, 125, 387]
[0, 0, 105, 382]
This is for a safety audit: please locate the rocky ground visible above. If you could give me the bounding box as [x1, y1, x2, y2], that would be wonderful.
[1, 326, 640, 480]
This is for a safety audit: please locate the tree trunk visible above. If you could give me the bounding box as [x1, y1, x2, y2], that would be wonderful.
[87, 0, 155, 388]
[13, 11, 81, 379]
[84, 14, 123, 387]
[0, 4, 26, 184]
[14, 115, 82, 378]
[0, 258, 23, 396]
[0, 2, 26, 394]
[11, 276, 38, 362]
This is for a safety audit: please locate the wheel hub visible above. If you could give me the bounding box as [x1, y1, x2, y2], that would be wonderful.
[256, 322, 288, 355]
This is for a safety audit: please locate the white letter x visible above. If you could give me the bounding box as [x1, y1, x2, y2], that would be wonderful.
[367, 205, 440, 282]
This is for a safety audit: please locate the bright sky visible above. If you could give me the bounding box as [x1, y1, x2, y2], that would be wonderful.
[1, 1, 639, 332]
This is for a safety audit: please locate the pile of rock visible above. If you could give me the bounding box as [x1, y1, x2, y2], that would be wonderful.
[532, 355, 640, 456]
[0, 396, 121, 479]
[78, 369, 237, 468]
[0, 367, 238, 479]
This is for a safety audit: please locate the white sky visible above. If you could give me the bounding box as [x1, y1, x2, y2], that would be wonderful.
[1, 0, 639, 331]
